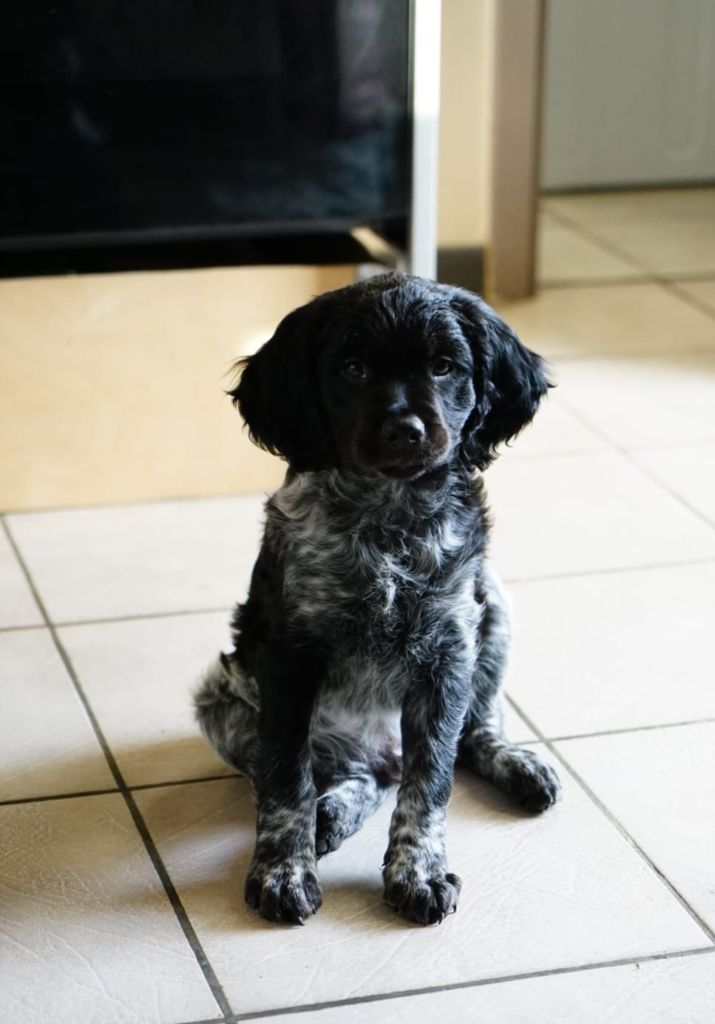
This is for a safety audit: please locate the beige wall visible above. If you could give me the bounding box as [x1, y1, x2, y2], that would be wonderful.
[438, 0, 494, 249]
[1, 4, 493, 511]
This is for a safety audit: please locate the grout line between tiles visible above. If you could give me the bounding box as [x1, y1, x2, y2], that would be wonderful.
[621, 436, 715, 455]
[129, 772, 240, 792]
[619, 451, 715, 534]
[653, 270, 715, 283]
[0, 515, 234, 1022]
[626, 451, 715, 531]
[172, 1018, 225, 1024]
[503, 554, 715, 586]
[658, 278, 715, 322]
[505, 695, 715, 946]
[228, 946, 715, 1021]
[0, 772, 240, 809]
[539, 717, 715, 745]
[544, 206, 715, 327]
[540, 271, 715, 291]
[544, 207, 652, 273]
[538, 266, 715, 298]
[0, 786, 121, 808]
[501, 445, 609, 464]
[540, 275, 652, 290]
[0, 621, 47, 634]
[2, 489, 270, 518]
[53, 605, 235, 630]
[0, 607, 234, 634]
[551, 396, 715, 537]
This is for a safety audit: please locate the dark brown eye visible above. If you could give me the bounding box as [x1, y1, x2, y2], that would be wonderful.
[342, 358, 368, 382]
[432, 357, 453, 377]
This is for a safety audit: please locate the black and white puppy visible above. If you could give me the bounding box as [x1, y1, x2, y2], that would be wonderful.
[195, 272, 560, 927]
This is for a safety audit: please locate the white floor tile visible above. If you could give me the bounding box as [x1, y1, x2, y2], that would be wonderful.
[586, 222, 715, 277]
[674, 279, 715, 317]
[557, 723, 715, 935]
[634, 444, 715, 528]
[59, 612, 235, 787]
[136, 757, 705, 1016]
[556, 352, 715, 449]
[0, 630, 115, 802]
[537, 215, 640, 285]
[502, 700, 537, 744]
[6, 494, 266, 622]
[545, 191, 715, 277]
[484, 451, 715, 582]
[493, 284, 715, 360]
[0, 793, 221, 1024]
[506, 395, 608, 461]
[506, 563, 715, 737]
[545, 188, 715, 228]
[0, 526, 42, 628]
[276, 953, 715, 1024]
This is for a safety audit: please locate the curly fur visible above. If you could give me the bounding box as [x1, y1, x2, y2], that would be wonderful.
[195, 272, 560, 927]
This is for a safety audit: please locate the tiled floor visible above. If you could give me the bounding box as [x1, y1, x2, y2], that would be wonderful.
[2, 190, 715, 1023]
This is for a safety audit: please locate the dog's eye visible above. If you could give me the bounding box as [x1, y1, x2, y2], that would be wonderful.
[342, 358, 368, 382]
[432, 357, 453, 377]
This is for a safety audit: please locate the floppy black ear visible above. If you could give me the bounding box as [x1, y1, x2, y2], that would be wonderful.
[451, 291, 550, 470]
[229, 301, 336, 471]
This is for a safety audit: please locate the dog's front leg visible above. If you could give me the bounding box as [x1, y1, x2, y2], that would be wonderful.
[383, 637, 474, 925]
[244, 648, 322, 925]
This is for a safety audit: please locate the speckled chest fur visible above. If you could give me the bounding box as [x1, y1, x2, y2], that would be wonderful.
[266, 466, 488, 773]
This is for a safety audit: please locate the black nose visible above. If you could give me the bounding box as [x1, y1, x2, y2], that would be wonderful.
[381, 414, 426, 449]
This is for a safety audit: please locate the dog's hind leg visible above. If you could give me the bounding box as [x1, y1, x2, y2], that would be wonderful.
[458, 568, 561, 813]
[314, 763, 391, 857]
[194, 653, 260, 779]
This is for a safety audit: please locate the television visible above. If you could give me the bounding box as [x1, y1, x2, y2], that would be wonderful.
[0, 0, 440, 278]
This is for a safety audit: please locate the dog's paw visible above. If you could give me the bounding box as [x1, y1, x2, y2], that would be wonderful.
[383, 867, 462, 925]
[315, 792, 354, 857]
[244, 856, 322, 925]
[498, 748, 561, 813]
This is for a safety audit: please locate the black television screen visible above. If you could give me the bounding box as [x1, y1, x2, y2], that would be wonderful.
[0, 0, 410, 271]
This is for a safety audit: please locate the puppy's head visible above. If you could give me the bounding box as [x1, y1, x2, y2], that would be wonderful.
[231, 273, 549, 477]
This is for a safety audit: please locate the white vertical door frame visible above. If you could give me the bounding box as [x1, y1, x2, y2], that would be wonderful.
[408, 0, 442, 280]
